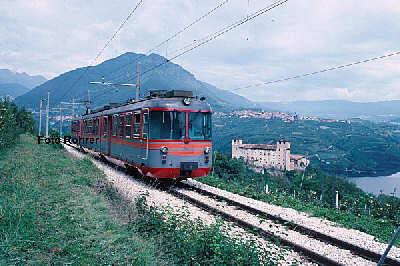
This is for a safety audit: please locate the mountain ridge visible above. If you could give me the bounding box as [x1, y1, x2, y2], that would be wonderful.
[0, 83, 30, 98]
[15, 52, 254, 113]
[0, 69, 46, 89]
[258, 99, 400, 120]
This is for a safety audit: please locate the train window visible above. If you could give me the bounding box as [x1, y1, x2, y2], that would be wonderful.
[188, 112, 212, 140]
[112, 115, 118, 137]
[133, 112, 140, 138]
[102, 117, 108, 137]
[96, 118, 99, 135]
[118, 113, 124, 138]
[83, 120, 88, 134]
[149, 111, 185, 140]
[88, 120, 93, 135]
[142, 112, 148, 139]
[93, 119, 97, 135]
[126, 112, 132, 138]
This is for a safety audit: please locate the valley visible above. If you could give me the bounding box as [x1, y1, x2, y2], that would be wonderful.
[213, 110, 400, 177]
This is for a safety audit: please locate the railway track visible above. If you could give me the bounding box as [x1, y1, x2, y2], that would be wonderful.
[169, 182, 400, 266]
[64, 142, 400, 266]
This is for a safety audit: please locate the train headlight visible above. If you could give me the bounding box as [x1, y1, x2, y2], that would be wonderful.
[160, 146, 168, 154]
[183, 98, 191, 105]
[204, 147, 211, 154]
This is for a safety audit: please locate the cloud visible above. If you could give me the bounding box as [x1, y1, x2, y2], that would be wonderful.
[0, 0, 399, 102]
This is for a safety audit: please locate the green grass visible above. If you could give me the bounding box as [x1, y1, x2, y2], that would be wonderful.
[0, 135, 295, 265]
[132, 195, 290, 265]
[0, 134, 165, 265]
[200, 175, 400, 247]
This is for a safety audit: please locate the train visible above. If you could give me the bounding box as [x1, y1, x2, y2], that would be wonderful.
[70, 90, 212, 179]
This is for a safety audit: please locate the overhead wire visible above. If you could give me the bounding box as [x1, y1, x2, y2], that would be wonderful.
[107, 0, 230, 84]
[232, 50, 400, 91]
[59, 0, 144, 102]
[92, 0, 144, 65]
[119, 0, 289, 85]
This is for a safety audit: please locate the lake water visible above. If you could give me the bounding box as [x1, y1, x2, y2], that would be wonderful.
[349, 172, 400, 198]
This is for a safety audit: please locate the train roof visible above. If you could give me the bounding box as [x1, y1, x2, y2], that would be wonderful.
[72, 90, 211, 120]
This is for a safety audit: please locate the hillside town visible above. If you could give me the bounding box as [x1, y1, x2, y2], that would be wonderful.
[214, 110, 352, 124]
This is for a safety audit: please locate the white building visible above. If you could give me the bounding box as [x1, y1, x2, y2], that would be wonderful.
[232, 138, 309, 172]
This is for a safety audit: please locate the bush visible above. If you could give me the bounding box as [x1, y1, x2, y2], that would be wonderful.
[132, 194, 282, 265]
[0, 98, 36, 150]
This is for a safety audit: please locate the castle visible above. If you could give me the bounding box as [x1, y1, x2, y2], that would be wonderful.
[232, 138, 309, 172]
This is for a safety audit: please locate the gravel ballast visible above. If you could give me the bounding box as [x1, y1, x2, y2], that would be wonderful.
[63, 145, 311, 265]
[185, 178, 400, 262]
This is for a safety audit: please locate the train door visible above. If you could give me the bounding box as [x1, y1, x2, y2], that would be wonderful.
[141, 109, 149, 161]
[100, 116, 108, 154]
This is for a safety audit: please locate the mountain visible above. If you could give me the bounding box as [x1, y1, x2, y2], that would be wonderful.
[0, 83, 30, 98]
[15, 52, 254, 112]
[0, 69, 46, 89]
[259, 100, 400, 120]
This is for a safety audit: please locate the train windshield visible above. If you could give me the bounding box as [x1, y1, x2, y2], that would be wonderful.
[149, 111, 186, 140]
[188, 112, 212, 140]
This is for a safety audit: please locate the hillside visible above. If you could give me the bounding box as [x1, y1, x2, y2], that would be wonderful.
[15, 52, 254, 112]
[259, 100, 400, 121]
[213, 113, 400, 177]
[0, 83, 30, 98]
[0, 69, 46, 89]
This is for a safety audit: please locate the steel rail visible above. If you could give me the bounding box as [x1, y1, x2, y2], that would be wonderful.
[167, 187, 341, 266]
[62, 142, 399, 265]
[178, 182, 400, 266]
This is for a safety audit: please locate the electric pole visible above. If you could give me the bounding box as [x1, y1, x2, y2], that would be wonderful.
[61, 99, 83, 118]
[45, 90, 50, 137]
[136, 62, 141, 100]
[58, 104, 62, 137]
[39, 98, 43, 136]
[72, 98, 75, 118]
[85, 90, 91, 114]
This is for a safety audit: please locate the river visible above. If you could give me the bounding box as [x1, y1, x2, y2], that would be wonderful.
[348, 172, 400, 198]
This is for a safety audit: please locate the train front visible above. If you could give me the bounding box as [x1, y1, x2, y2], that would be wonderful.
[142, 94, 212, 179]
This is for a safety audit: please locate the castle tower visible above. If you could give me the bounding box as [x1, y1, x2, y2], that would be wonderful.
[277, 140, 291, 171]
[232, 138, 242, 159]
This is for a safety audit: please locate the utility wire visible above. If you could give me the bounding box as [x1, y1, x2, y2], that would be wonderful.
[92, 0, 144, 65]
[121, 0, 289, 85]
[108, 0, 230, 83]
[60, 0, 144, 102]
[232, 50, 400, 91]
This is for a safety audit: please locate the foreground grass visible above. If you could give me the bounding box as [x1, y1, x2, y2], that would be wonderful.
[132, 195, 289, 265]
[1, 135, 289, 265]
[200, 175, 399, 247]
[0, 135, 165, 265]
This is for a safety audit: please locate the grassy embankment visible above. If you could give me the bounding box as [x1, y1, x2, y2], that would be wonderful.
[200, 153, 400, 247]
[0, 135, 283, 265]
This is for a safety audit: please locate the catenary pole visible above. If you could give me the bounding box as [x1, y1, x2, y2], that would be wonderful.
[39, 99, 43, 136]
[45, 90, 50, 137]
[58, 104, 62, 137]
[72, 98, 75, 118]
[136, 63, 141, 100]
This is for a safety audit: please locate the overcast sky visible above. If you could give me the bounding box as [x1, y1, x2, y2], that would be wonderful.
[1, 0, 399, 102]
